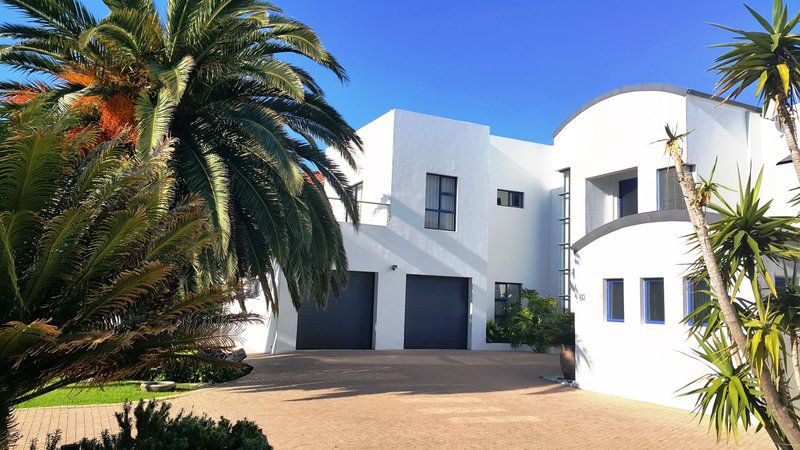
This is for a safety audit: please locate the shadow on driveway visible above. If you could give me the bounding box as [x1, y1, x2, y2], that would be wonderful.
[219, 350, 563, 401]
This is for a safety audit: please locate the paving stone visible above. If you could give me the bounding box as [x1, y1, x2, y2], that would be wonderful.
[13, 350, 772, 449]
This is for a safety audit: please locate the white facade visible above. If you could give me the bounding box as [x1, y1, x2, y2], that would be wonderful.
[239, 84, 797, 410]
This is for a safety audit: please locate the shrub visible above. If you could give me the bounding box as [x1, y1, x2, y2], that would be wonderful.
[29, 400, 271, 450]
[494, 289, 575, 352]
[485, 320, 505, 343]
[149, 362, 253, 384]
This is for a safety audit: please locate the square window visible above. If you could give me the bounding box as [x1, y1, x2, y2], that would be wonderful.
[643, 278, 665, 324]
[425, 174, 457, 231]
[606, 279, 624, 322]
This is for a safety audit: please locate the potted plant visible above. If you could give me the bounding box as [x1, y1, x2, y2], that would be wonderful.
[546, 311, 576, 380]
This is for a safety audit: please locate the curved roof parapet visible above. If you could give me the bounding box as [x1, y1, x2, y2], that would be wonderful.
[571, 209, 721, 253]
[552, 83, 761, 139]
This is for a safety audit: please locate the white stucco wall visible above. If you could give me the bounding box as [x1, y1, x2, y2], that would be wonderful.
[557, 87, 793, 409]
[553, 90, 688, 243]
[487, 135, 558, 302]
[240, 84, 797, 412]
[572, 222, 705, 409]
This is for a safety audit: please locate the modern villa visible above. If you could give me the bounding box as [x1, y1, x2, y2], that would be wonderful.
[239, 84, 796, 409]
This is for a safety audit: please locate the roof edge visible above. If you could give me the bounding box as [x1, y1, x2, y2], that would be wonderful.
[551, 84, 761, 139]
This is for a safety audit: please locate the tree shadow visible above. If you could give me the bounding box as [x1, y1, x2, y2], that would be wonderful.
[217, 350, 566, 402]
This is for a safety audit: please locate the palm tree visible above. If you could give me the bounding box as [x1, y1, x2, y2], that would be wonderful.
[711, 0, 800, 183]
[658, 125, 800, 447]
[0, 102, 257, 446]
[0, 0, 362, 308]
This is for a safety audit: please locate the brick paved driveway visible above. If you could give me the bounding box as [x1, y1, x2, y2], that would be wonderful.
[16, 350, 771, 449]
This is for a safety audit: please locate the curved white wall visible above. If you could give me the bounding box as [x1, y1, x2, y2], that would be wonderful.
[573, 221, 705, 409]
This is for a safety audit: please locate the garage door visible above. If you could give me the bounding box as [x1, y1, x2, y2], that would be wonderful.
[296, 271, 375, 349]
[404, 275, 469, 349]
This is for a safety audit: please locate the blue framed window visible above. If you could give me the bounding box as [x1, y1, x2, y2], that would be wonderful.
[497, 189, 524, 208]
[425, 174, 457, 231]
[606, 279, 624, 322]
[494, 282, 522, 323]
[775, 276, 788, 294]
[643, 278, 665, 324]
[686, 278, 711, 325]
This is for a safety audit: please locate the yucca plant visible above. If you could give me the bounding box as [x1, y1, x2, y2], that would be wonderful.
[658, 125, 800, 446]
[0, 0, 362, 308]
[711, 0, 800, 183]
[0, 102, 257, 447]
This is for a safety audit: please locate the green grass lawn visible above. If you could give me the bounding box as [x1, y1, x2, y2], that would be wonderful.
[19, 382, 199, 408]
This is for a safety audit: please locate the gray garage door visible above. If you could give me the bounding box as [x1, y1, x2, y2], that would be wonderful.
[296, 271, 375, 349]
[404, 275, 469, 349]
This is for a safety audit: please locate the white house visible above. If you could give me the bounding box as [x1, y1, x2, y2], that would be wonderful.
[238, 84, 796, 410]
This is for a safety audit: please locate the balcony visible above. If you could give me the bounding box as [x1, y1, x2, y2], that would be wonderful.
[585, 168, 637, 233]
[329, 198, 391, 226]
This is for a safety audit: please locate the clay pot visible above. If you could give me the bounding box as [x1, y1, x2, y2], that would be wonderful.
[560, 345, 576, 380]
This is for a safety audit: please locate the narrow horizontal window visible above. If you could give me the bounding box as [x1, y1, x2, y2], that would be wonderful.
[643, 278, 665, 324]
[606, 279, 624, 322]
[497, 189, 524, 208]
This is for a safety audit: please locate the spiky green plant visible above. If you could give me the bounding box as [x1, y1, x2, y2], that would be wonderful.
[682, 169, 800, 446]
[0, 0, 362, 308]
[0, 102, 257, 447]
[711, 0, 800, 183]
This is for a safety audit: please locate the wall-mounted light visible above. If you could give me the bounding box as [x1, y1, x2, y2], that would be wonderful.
[391, 264, 398, 271]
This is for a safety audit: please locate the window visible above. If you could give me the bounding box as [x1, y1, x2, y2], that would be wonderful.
[494, 282, 521, 323]
[425, 174, 457, 231]
[497, 189, 524, 208]
[350, 182, 363, 202]
[775, 276, 788, 294]
[657, 165, 694, 210]
[643, 278, 665, 324]
[618, 178, 638, 218]
[686, 278, 711, 325]
[606, 279, 624, 322]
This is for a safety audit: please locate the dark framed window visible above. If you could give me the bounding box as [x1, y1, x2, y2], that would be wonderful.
[425, 173, 457, 231]
[494, 282, 521, 323]
[643, 278, 665, 324]
[497, 189, 524, 208]
[686, 278, 711, 325]
[606, 279, 624, 322]
[657, 165, 694, 210]
[618, 178, 638, 218]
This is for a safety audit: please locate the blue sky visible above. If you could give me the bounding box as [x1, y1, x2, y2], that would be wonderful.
[0, 0, 778, 143]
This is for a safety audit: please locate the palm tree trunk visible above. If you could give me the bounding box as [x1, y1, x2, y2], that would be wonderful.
[792, 331, 800, 390]
[672, 161, 800, 447]
[776, 94, 800, 185]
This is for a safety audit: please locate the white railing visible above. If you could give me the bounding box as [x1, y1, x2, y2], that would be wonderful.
[329, 197, 391, 226]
